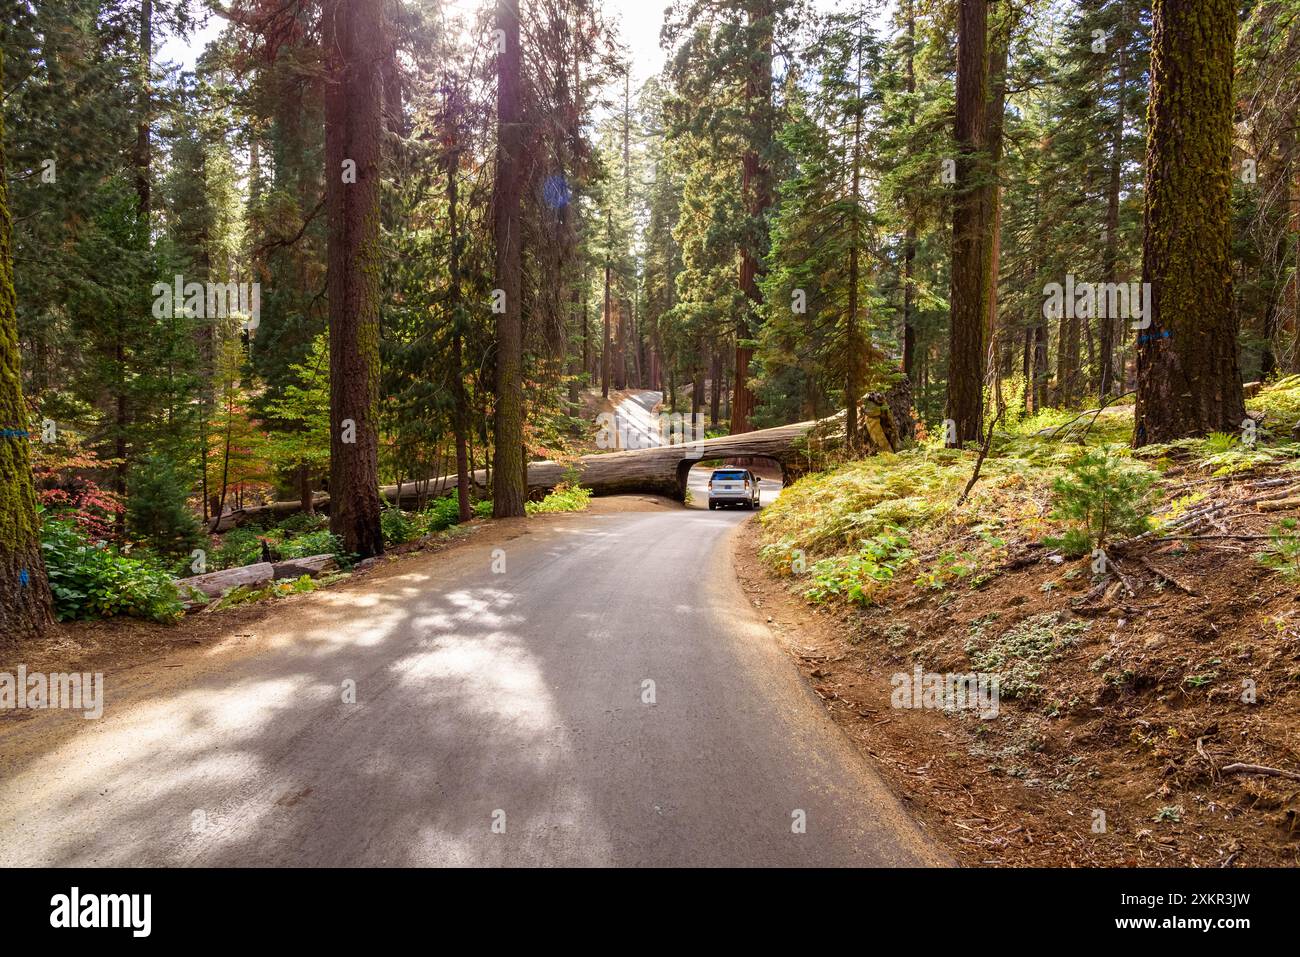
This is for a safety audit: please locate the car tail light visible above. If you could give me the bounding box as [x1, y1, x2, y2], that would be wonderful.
[708, 480, 713, 490]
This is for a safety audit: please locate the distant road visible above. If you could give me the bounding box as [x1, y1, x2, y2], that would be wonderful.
[609, 389, 667, 449]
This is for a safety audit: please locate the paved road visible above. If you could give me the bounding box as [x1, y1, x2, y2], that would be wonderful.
[608, 389, 667, 450]
[0, 503, 946, 867]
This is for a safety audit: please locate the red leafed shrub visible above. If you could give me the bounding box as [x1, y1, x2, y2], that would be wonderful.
[31, 435, 123, 540]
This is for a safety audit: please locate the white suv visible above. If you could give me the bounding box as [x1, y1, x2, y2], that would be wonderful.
[707, 468, 761, 510]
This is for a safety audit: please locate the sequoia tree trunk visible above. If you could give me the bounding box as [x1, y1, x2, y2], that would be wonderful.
[491, 0, 527, 517]
[945, 0, 989, 446]
[901, 0, 918, 383]
[733, 0, 774, 436]
[447, 126, 472, 524]
[1099, 24, 1127, 398]
[1133, 0, 1245, 445]
[324, 0, 386, 556]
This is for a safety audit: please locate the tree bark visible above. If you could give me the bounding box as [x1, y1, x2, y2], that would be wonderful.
[112, 0, 154, 535]
[491, 0, 527, 517]
[135, 0, 152, 218]
[901, 0, 917, 383]
[846, 37, 866, 449]
[444, 90, 473, 525]
[1099, 22, 1127, 398]
[1056, 309, 1080, 406]
[709, 348, 722, 426]
[946, 0, 989, 446]
[177, 563, 275, 601]
[1134, 0, 1245, 445]
[298, 463, 314, 515]
[1033, 318, 1049, 411]
[324, 0, 386, 555]
[582, 280, 591, 378]
[1021, 326, 1032, 410]
[691, 356, 704, 420]
[0, 50, 54, 640]
[601, 227, 612, 398]
[733, 0, 774, 436]
[1288, 109, 1300, 372]
[982, 14, 1009, 358]
[614, 298, 627, 390]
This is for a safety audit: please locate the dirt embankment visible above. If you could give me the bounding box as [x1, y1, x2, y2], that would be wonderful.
[737, 478, 1300, 867]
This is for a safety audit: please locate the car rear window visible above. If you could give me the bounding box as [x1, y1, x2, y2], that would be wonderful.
[712, 470, 747, 481]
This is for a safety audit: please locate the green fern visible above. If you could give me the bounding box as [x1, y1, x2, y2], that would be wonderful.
[1254, 519, 1300, 580]
[1203, 431, 1238, 454]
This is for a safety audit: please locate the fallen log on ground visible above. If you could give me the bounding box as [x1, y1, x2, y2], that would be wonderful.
[271, 554, 338, 580]
[210, 497, 328, 533]
[176, 562, 275, 600]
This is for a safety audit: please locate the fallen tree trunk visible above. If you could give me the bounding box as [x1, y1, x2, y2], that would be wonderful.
[272, 554, 338, 580]
[211, 497, 328, 533]
[176, 562, 274, 600]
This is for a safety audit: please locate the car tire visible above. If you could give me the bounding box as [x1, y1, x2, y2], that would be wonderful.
[708, 501, 716, 510]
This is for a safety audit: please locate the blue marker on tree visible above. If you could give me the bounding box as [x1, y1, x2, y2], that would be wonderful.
[20, 569, 29, 587]
[542, 175, 571, 210]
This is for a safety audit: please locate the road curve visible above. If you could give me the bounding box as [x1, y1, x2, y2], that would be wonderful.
[0, 503, 947, 867]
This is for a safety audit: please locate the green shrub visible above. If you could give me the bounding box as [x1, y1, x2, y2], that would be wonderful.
[1248, 373, 1300, 427]
[1042, 447, 1158, 556]
[419, 494, 491, 533]
[381, 507, 417, 545]
[1202, 437, 1300, 475]
[277, 511, 328, 537]
[41, 518, 183, 623]
[420, 496, 461, 533]
[214, 528, 264, 570]
[915, 531, 1006, 592]
[526, 483, 592, 514]
[279, 529, 352, 566]
[1203, 431, 1238, 455]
